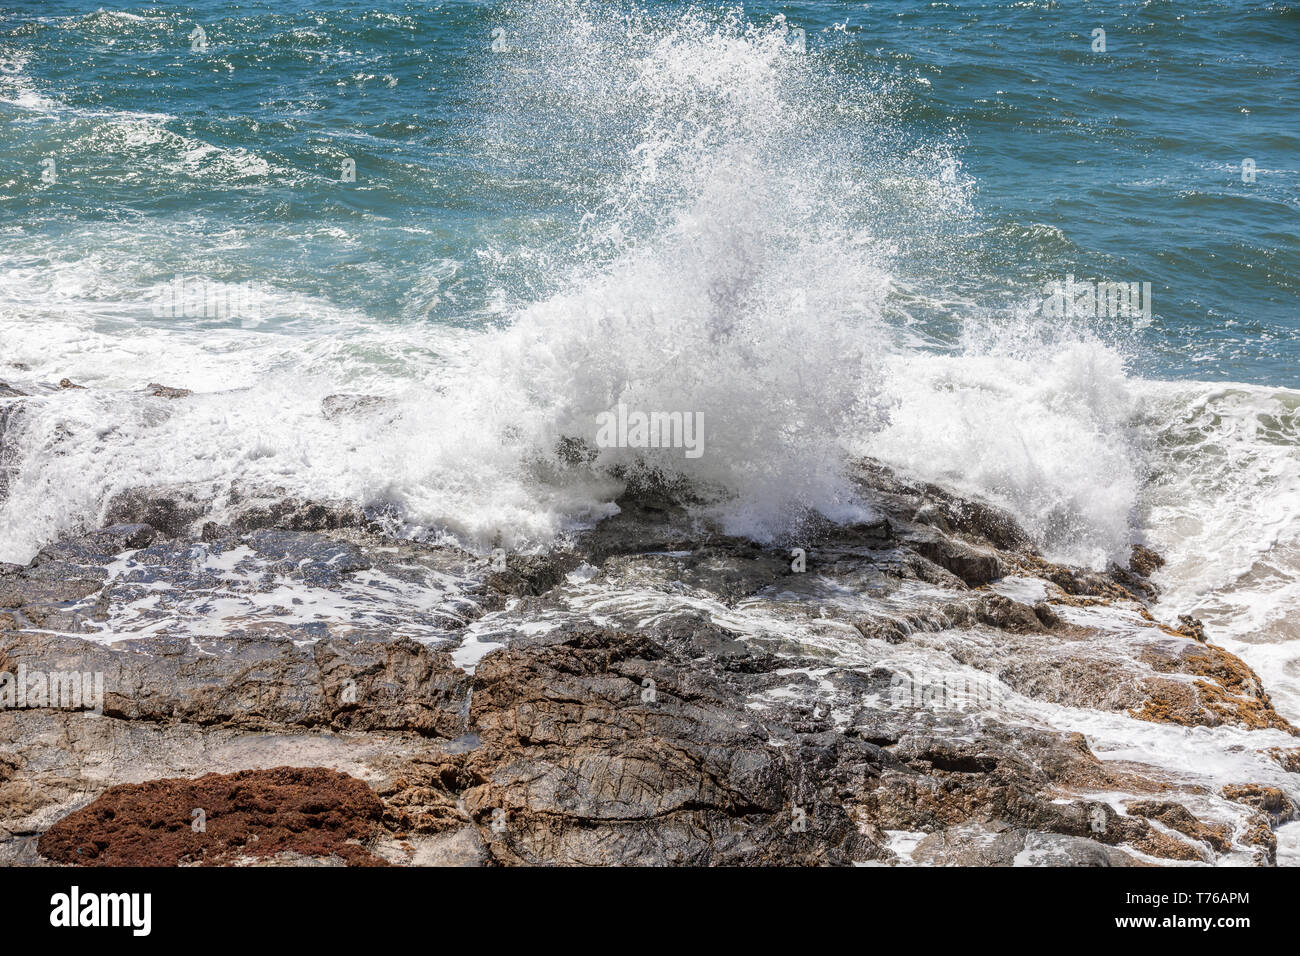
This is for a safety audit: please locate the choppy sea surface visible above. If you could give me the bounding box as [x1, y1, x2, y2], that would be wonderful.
[1, 1, 1298, 844]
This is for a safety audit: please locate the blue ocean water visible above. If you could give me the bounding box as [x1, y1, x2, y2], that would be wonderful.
[2, 0, 1296, 382]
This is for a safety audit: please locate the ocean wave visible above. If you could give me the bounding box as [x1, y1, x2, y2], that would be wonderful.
[0, 1, 1295, 660]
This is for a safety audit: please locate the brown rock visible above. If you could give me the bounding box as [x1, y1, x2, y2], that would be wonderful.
[1129, 544, 1165, 577]
[1132, 642, 1295, 734]
[1125, 800, 1232, 853]
[974, 594, 1046, 633]
[1222, 784, 1297, 826]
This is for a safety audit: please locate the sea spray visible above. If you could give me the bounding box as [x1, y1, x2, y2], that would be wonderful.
[0, 0, 1139, 565]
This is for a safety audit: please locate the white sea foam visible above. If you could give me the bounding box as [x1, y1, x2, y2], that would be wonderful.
[1139, 381, 1300, 723]
[0, 2, 908, 553]
[860, 339, 1144, 569]
[0, 50, 59, 111]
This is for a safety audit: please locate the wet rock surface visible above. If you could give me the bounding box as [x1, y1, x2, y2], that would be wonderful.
[2, 459, 1297, 866]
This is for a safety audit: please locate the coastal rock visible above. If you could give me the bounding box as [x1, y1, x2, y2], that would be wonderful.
[229, 497, 377, 534]
[1125, 801, 1233, 853]
[484, 551, 583, 598]
[972, 594, 1047, 633]
[851, 460, 1033, 553]
[1266, 747, 1300, 774]
[577, 488, 698, 563]
[1130, 544, 1165, 577]
[1133, 641, 1293, 733]
[1222, 784, 1297, 826]
[456, 627, 892, 865]
[0, 628, 470, 737]
[103, 485, 212, 539]
[1, 466, 1295, 867]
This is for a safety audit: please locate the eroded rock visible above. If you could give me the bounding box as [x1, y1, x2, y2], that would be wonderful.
[0, 467, 1294, 867]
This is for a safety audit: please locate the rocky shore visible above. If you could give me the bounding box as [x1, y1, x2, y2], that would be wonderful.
[0, 423, 1296, 865]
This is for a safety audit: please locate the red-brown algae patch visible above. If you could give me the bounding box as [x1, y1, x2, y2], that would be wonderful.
[37, 766, 387, 866]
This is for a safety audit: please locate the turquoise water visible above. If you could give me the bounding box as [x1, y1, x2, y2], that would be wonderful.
[3, 0, 1296, 382]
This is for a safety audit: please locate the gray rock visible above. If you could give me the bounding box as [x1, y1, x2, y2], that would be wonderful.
[0, 468, 1289, 867]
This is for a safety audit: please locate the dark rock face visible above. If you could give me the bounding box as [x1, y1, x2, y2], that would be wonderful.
[230, 498, 376, 534]
[1126, 801, 1232, 853]
[0, 629, 470, 735]
[851, 460, 1033, 553]
[37, 767, 386, 866]
[0, 457, 1295, 866]
[1130, 544, 1165, 577]
[910, 532, 1003, 587]
[458, 627, 891, 865]
[103, 485, 211, 539]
